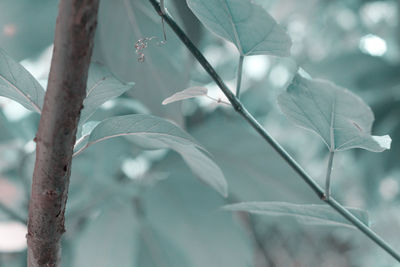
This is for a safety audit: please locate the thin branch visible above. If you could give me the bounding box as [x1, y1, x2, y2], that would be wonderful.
[324, 151, 334, 200]
[0, 202, 26, 224]
[160, 0, 167, 42]
[27, 0, 99, 266]
[236, 55, 244, 98]
[147, 0, 400, 262]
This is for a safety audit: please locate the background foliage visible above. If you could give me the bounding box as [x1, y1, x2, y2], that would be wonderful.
[0, 0, 400, 266]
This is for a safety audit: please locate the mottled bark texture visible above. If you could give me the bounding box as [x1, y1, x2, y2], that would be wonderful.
[27, 1, 99, 266]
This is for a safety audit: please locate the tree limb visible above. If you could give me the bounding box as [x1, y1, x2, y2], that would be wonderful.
[27, 1, 99, 266]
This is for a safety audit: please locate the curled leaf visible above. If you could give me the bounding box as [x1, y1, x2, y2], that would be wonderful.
[162, 87, 208, 105]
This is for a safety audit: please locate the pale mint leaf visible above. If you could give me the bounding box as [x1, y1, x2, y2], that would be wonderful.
[81, 121, 101, 137]
[74, 114, 227, 197]
[162, 87, 208, 105]
[143, 157, 253, 267]
[0, 48, 44, 113]
[96, 0, 187, 125]
[223, 202, 369, 229]
[278, 75, 391, 152]
[137, 225, 191, 267]
[176, 145, 227, 198]
[372, 135, 392, 150]
[73, 201, 141, 267]
[187, 0, 291, 56]
[79, 63, 134, 125]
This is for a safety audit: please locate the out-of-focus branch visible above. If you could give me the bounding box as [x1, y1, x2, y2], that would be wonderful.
[0, 202, 26, 224]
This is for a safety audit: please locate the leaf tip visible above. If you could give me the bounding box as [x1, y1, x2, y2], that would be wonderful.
[372, 135, 392, 150]
[162, 87, 208, 105]
[218, 181, 229, 198]
[220, 203, 235, 211]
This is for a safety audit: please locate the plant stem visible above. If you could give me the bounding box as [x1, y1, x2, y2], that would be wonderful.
[27, 0, 99, 266]
[324, 151, 334, 200]
[160, 0, 167, 42]
[236, 55, 244, 98]
[0, 202, 26, 224]
[147, 0, 400, 262]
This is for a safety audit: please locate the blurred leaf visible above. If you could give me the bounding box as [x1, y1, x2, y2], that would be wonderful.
[79, 63, 134, 125]
[305, 52, 400, 96]
[162, 87, 207, 105]
[73, 170, 252, 267]
[75, 114, 228, 196]
[73, 200, 141, 267]
[68, 137, 135, 216]
[0, 48, 44, 113]
[0, 0, 57, 60]
[189, 113, 316, 202]
[223, 201, 369, 229]
[0, 112, 40, 141]
[93, 0, 189, 125]
[137, 224, 190, 267]
[176, 145, 227, 196]
[187, 0, 291, 56]
[278, 75, 391, 152]
[81, 121, 101, 137]
[142, 157, 253, 267]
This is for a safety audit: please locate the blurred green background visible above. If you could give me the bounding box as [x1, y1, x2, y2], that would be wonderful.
[0, 0, 400, 266]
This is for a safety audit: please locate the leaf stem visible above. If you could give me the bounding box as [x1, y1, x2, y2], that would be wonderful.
[160, 0, 167, 42]
[236, 55, 244, 98]
[324, 151, 334, 200]
[206, 95, 231, 106]
[147, 0, 400, 262]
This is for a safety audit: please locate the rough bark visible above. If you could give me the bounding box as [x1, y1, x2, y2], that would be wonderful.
[27, 1, 99, 266]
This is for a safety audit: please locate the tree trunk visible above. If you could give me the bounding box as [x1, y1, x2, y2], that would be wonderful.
[27, 1, 99, 266]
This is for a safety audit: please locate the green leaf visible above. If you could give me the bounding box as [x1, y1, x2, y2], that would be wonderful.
[137, 224, 191, 267]
[95, 0, 188, 125]
[278, 75, 391, 152]
[73, 200, 141, 267]
[187, 0, 291, 56]
[74, 114, 228, 197]
[223, 202, 370, 229]
[0, 48, 44, 113]
[79, 63, 134, 125]
[142, 159, 253, 267]
[73, 171, 252, 267]
[190, 113, 316, 202]
[162, 87, 208, 105]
